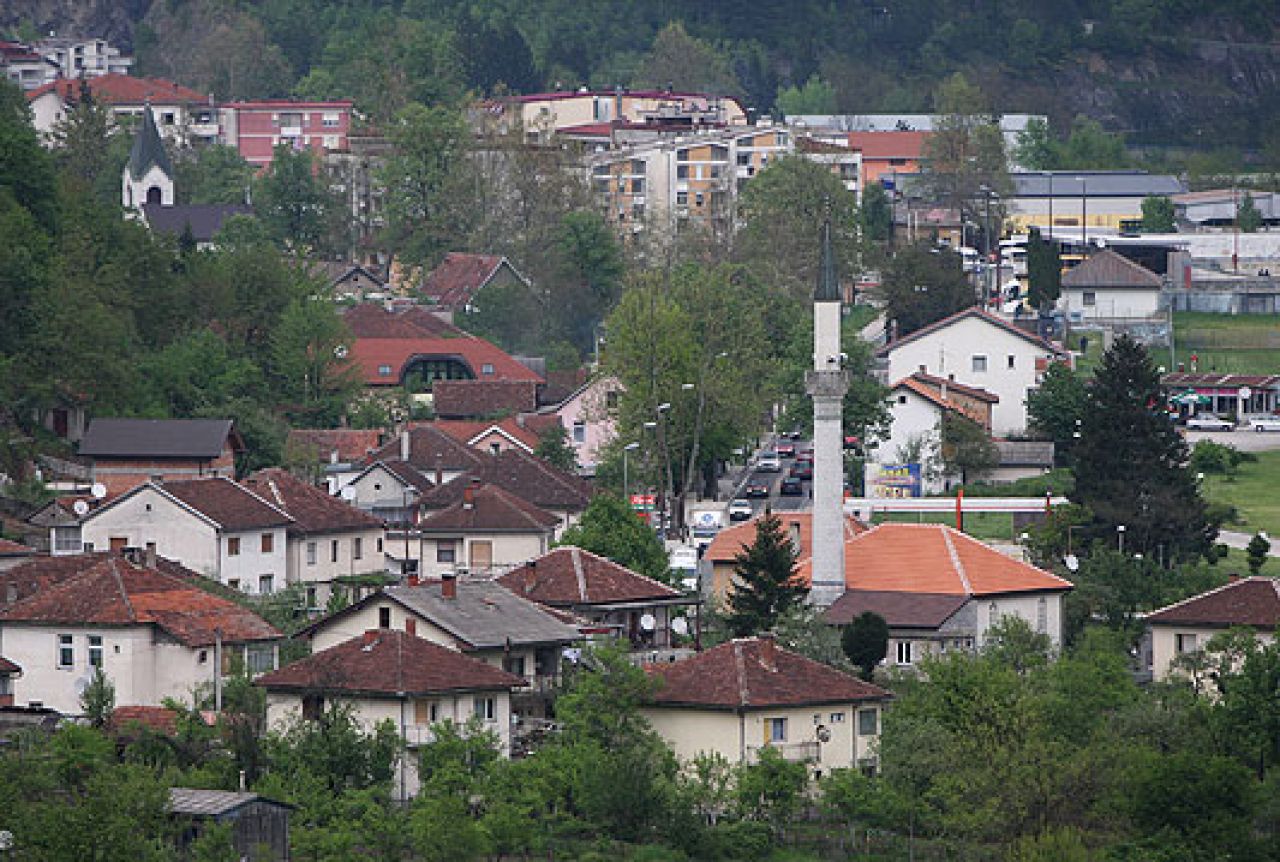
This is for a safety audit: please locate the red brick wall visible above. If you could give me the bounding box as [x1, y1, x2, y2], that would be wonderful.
[90, 447, 237, 494]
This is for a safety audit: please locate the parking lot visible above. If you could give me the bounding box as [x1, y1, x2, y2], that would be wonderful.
[1184, 427, 1280, 452]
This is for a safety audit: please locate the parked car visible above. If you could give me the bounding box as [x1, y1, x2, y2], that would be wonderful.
[1251, 416, 1280, 432]
[779, 477, 804, 496]
[796, 450, 814, 464]
[745, 481, 770, 499]
[728, 499, 754, 521]
[757, 452, 782, 472]
[1186, 414, 1236, 431]
[789, 462, 813, 481]
[775, 442, 796, 458]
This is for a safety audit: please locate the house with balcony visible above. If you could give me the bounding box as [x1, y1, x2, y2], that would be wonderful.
[257, 628, 523, 800]
[1, 40, 59, 91]
[219, 100, 353, 170]
[641, 636, 891, 775]
[26, 75, 215, 148]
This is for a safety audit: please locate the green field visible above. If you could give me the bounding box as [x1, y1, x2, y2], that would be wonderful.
[1172, 312, 1280, 375]
[1200, 448, 1280, 537]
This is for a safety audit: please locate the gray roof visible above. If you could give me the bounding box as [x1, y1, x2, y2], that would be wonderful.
[80, 418, 237, 459]
[385, 581, 580, 649]
[1012, 171, 1186, 199]
[995, 440, 1055, 468]
[823, 589, 969, 629]
[169, 787, 289, 817]
[1061, 249, 1162, 290]
[126, 107, 172, 180]
[142, 204, 253, 243]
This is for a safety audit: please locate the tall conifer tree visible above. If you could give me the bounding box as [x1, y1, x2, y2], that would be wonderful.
[725, 512, 806, 636]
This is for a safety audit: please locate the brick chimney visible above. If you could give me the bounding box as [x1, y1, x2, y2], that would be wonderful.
[442, 571, 458, 600]
[362, 629, 379, 645]
[463, 479, 479, 509]
[405, 618, 416, 636]
[758, 633, 777, 670]
[406, 573, 420, 587]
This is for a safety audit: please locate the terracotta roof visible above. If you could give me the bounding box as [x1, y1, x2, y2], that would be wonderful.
[364, 427, 486, 473]
[108, 705, 215, 737]
[1061, 249, 1162, 289]
[845, 130, 929, 160]
[27, 74, 209, 105]
[422, 253, 526, 309]
[432, 380, 540, 418]
[417, 482, 560, 533]
[421, 449, 594, 513]
[647, 637, 890, 709]
[705, 512, 865, 565]
[1145, 576, 1280, 628]
[909, 371, 1000, 403]
[243, 469, 383, 535]
[793, 523, 1073, 596]
[258, 629, 523, 696]
[893, 377, 989, 424]
[0, 556, 280, 646]
[0, 656, 19, 674]
[796, 136, 854, 155]
[541, 368, 591, 405]
[342, 304, 461, 339]
[2, 552, 235, 609]
[823, 590, 969, 629]
[428, 417, 541, 451]
[498, 546, 681, 606]
[287, 429, 384, 464]
[0, 539, 33, 556]
[157, 478, 294, 531]
[347, 336, 542, 387]
[80, 418, 239, 459]
[371, 460, 437, 494]
[876, 307, 1066, 359]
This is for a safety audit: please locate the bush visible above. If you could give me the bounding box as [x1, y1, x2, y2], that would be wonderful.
[1190, 440, 1255, 475]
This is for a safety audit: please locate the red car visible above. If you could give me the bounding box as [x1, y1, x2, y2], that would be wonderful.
[745, 481, 770, 498]
[776, 442, 796, 458]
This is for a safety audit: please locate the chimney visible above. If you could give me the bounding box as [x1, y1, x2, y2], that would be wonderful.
[405, 618, 416, 636]
[442, 571, 458, 600]
[463, 479, 479, 509]
[362, 629, 378, 645]
[788, 522, 802, 553]
[406, 573, 420, 587]
[918, 364, 926, 373]
[940, 380, 948, 400]
[330, 449, 339, 465]
[144, 544, 157, 569]
[400, 430, 410, 462]
[758, 632, 776, 670]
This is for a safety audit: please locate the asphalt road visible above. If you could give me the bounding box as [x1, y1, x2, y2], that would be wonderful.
[1184, 428, 1280, 452]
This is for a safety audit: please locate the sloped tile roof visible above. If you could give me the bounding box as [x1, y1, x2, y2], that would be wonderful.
[0, 656, 19, 674]
[27, 74, 210, 105]
[258, 629, 523, 697]
[893, 377, 989, 424]
[421, 449, 593, 512]
[141, 204, 252, 243]
[1061, 249, 1162, 289]
[1145, 576, 1280, 628]
[498, 546, 681, 606]
[169, 788, 289, 817]
[364, 426, 486, 473]
[287, 429, 384, 464]
[1, 552, 232, 609]
[909, 371, 1000, 403]
[347, 336, 542, 386]
[846, 130, 929, 160]
[342, 304, 462, 339]
[429, 417, 541, 451]
[705, 513, 866, 564]
[371, 460, 437, 494]
[108, 705, 214, 737]
[417, 482, 560, 533]
[422, 253, 516, 308]
[243, 468, 383, 535]
[80, 418, 239, 459]
[0, 556, 280, 646]
[647, 637, 890, 709]
[0, 539, 33, 556]
[876, 307, 1066, 359]
[793, 523, 1072, 597]
[158, 478, 293, 531]
[822, 590, 969, 629]
[432, 380, 540, 418]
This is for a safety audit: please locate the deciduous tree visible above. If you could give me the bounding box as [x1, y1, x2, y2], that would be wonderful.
[879, 242, 974, 337]
[1140, 195, 1176, 232]
[556, 494, 671, 584]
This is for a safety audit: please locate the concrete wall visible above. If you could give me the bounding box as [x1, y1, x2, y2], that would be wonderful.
[1149, 624, 1274, 683]
[1062, 287, 1161, 320]
[980, 591, 1064, 648]
[418, 531, 550, 579]
[289, 527, 386, 589]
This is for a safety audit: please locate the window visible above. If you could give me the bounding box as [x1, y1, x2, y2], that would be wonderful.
[322, 112, 340, 128]
[353, 537, 363, 560]
[503, 656, 526, 677]
[474, 697, 496, 721]
[737, 152, 751, 166]
[830, 712, 845, 724]
[1007, 355, 1016, 370]
[227, 578, 240, 591]
[898, 394, 907, 404]
[971, 355, 988, 373]
[378, 364, 393, 376]
[377, 538, 384, 553]
[895, 640, 913, 665]
[161, 112, 175, 125]
[858, 708, 879, 736]
[88, 635, 103, 668]
[572, 421, 586, 444]
[261, 533, 274, 553]
[306, 542, 317, 565]
[769, 717, 787, 743]
[676, 191, 688, 206]
[1083, 291, 1096, 307]
[677, 165, 690, 179]
[228, 537, 241, 556]
[331, 540, 339, 563]
[58, 634, 74, 668]
[305, 586, 317, 609]
[437, 540, 457, 564]
[246, 643, 275, 674]
[481, 363, 495, 375]
[1037, 597, 1047, 633]
[258, 574, 274, 594]
[1176, 633, 1198, 654]
[414, 699, 438, 725]
[379, 607, 391, 628]
[302, 694, 324, 721]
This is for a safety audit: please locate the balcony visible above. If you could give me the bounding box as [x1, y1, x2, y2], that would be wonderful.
[747, 742, 820, 764]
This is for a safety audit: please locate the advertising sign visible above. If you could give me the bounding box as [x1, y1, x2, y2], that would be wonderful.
[869, 463, 922, 498]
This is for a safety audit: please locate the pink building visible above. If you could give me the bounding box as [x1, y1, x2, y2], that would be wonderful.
[220, 100, 354, 169]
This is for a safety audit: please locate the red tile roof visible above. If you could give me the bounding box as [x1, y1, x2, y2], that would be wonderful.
[0, 539, 33, 556]
[422, 253, 523, 309]
[1061, 249, 1162, 289]
[846, 130, 929, 160]
[498, 546, 681, 606]
[157, 478, 294, 531]
[365, 427, 487, 473]
[287, 429, 384, 463]
[432, 380, 541, 418]
[256, 629, 523, 696]
[27, 74, 209, 105]
[908, 371, 1000, 403]
[417, 482, 560, 533]
[429, 417, 541, 451]
[793, 524, 1073, 596]
[0, 656, 19, 674]
[342, 304, 461, 339]
[1, 552, 208, 608]
[243, 468, 383, 535]
[0, 556, 280, 646]
[647, 637, 890, 709]
[893, 377, 991, 425]
[1145, 576, 1280, 628]
[422, 449, 594, 513]
[705, 513, 865, 565]
[876, 307, 1066, 358]
[108, 705, 215, 737]
[347, 336, 542, 387]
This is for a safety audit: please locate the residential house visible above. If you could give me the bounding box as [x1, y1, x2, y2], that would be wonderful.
[641, 636, 891, 774]
[343, 460, 435, 532]
[796, 135, 862, 198]
[1060, 249, 1164, 321]
[1144, 576, 1279, 683]
[342, 303, 463, 340]
[258, 629, 524, 800]
[242, 469, 387, 610]
[30, 35, 133, 79]
[414, 480, 560, 578]
[27, 75, 217, 148]
[703, 512, 866, 601]
[0, 552, 280, 714]
[1, 40, 59, 91]
[169, 788, 291, 862]
[484, 89, 748, 142]
[356, 426, 486, 491]
[429, 416, 546, 455]
[498, 546, 699, 653]
[78, 478, 292, 594]
[299, 577, 580, 711]
[419, 448, 595, 533]
[542, 375, 623, 474]
[0, 654, 20, 706]
[817, 523, 1074, 666]
[27, 495, 100, 556]
[876, 307, 1068, 435]
[77, 418, 244, 495]
[0, 540, 35, 574]
[219, 100, 354, 170]
[431, 380, 541, 420]
[843, 130, 927, 191]
[316, 262, 389, 301]
[284, 428, 385, 494]
[420, 253, 532, 313]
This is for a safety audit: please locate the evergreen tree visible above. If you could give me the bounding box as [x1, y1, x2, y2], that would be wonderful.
[1070, 335, 1217, 562]
[841, 611, 889, 680]
[1026, 361, 1086, 464]
[1140, 195, 1176, 233]
[1025, 227, 1061, 309]
[724, 512, 805, 637]
[1246, 532, 1270, 574]
[1238, 191, 1263, 233]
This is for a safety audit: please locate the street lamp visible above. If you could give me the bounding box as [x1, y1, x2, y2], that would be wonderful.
[1116, 524, 1126, 555]
[622, 442, 640, 502]
[656, 403, 673, 540]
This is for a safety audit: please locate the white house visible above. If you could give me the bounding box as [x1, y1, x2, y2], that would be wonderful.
[258, 628, 524, 800]
[413, 481, 559, 578]
[1060, 249, 1164, 321]
[78, 478, 292, 595]
[1144, 576, 1279, 683]
[0, 552, 280, 714]
[876, 307, 1068, 435]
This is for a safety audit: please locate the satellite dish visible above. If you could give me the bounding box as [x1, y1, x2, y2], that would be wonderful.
[340, 485, 357, 502]
[639, 613, 656, 632]
[91, 483, 107, 500]
[73, 675, 91, 696]
[334, 344, 349, 359]
[73, 500, 90, 516]
[1064, 554, 1079, 572]
[671, 617, 689, 636]
[815, 725, 831, 744]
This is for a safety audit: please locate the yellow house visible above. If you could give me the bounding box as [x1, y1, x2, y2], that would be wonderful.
[640, 636, 891, 776]
[1144, 576, 1279, 683]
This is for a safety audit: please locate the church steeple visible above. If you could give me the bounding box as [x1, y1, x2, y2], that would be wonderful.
[122, 104, 174, 211]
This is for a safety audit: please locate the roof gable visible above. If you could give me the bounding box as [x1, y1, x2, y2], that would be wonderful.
[877, 307, 1064, 358]
[365, 427, 486, 473]
[342, 304, 462, 339]
[243, 468, 383, 534]
[27, 74, 209, 105]
[498, 546, 681, 605]
[1061, 249, 1162, 290]
[1146, 576, 1280, 628]
[417, 482, 560, 533]
[126, 106, 172, 180]
[158, 478, 294, 531]
[422, 253, 527, 308]
[432, 379, 541, 419]
[705, 512, 866, 564]
[421, 449, 593, 512]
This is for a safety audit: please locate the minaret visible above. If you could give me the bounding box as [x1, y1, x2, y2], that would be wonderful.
[121, 104, 174, 213]
[805, 220, 849, 606]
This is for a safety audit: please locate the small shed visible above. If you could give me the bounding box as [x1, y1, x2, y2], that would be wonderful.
[170, 787, 291, 861]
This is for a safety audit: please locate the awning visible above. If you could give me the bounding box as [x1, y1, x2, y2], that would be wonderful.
[1170, 390, 1211, 406]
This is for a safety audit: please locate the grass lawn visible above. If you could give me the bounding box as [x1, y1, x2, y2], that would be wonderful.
[872, 510, 1020, 541]
[1200, 448, 1280, 536]
[1216, 547, 1280, 578]
[1172, 312, 1280, 375]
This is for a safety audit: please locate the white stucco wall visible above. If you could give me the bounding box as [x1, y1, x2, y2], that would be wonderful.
[418, 531, 550, 579]
[1149, 625, 1274, 683]
[288, 527, 386, 588]
[1061, 286, 1160, 320]
[979, 591, 1065, 648]
[884, 316, 1055, 434]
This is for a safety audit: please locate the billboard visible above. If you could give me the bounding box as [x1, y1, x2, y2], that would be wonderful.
[868, 463, 922, 498]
